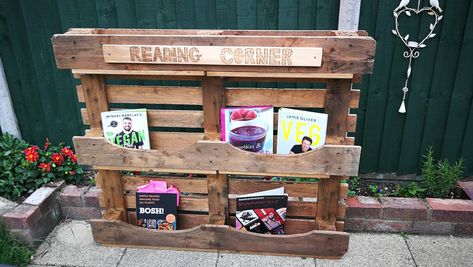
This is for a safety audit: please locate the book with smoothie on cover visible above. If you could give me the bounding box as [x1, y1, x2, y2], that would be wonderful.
[221, 106, 273, 153]
[276, 108, 327, 154]
[101, 109, 150, 149]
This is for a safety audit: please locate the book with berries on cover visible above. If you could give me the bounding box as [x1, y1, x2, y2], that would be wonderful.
[220, 106, 273, 153]
[235, 187, 288, 234]
[101, 109, 150, 149]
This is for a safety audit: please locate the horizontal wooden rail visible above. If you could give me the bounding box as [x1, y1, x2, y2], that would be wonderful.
[76, 86, 360, 109]
[73, 137, 360, 176]
[90, 220, 349, 258]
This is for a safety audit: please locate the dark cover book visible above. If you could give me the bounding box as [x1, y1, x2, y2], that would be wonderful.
[136, 192, 177, 230]
[235, 188, 288, 234]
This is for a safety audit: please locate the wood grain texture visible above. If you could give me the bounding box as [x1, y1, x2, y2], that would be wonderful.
[97, 170, 126, 221]
[202, 77, 225, 140]
[228, 179, 318, 198]
[52, 32, 376, 74]
[79, 75, 108, 131]
[73, 137, 361, 177]
[90, 220, 349, 258]
[227, 88, 326, 108]
[81, 108, 204, 128]
[207, 174, 229, 224]
[122, 176, 208, 193]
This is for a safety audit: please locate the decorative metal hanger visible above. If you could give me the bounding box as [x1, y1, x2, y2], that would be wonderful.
[392, 0, 443, 113]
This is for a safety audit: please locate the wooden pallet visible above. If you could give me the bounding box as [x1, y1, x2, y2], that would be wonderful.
[51, 28, 376, 258]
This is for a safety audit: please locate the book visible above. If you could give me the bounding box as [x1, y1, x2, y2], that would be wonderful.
[101, 109, 150, 149]
[221, 106, 273, 153]
[276, 108, 328, 154]
[135, 192, 178, 230]
[235, 187, 288, 234]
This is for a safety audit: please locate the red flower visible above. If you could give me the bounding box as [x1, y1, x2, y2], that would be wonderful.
[23, 146, 39, 154]
[25, 150, 39, 162]
[62, 147, 73, 157]
[39, 162, 51, 172]
[71, 154, 78, 162]
[70, 171, 76, 175]
[43, 138, 50, 150]
[51, 153, 64, 165]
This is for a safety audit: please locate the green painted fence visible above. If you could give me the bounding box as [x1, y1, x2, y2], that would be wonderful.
[0, 0, 472, 176]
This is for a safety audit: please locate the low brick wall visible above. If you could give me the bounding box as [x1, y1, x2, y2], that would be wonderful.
[0, 183, 102, 247]
[346, 196, 473, 235]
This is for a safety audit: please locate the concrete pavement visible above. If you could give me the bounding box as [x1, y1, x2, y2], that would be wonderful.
[29, 220, 473, 267]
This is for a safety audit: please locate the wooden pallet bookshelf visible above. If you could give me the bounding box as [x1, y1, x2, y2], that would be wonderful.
[52, 28, 376, 259]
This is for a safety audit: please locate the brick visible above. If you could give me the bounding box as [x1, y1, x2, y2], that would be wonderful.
[427, 198, 473, 222]
[62, 207, 101, 220]
[29, 207, 62, 241]
[0, 196, 18, 217]
[84, 187, 101, 208]
[60, 185, 86, 207]
[381, 197, 428, 220]
[23, 186, 57, 213]
[346, 196, 381, 218]
[364, 219, 412, 233]
[412, 221, 452, 235]
[458, 181, 473, 200]
[345, 218, 365, 232]
[2, 204, 42, 229]
[452, 223, 473, 236]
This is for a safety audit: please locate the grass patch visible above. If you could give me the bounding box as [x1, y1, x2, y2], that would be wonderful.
[0, 223, 32, 267]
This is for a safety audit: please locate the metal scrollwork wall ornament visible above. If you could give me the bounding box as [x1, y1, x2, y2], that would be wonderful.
[392, 0, 443, 113]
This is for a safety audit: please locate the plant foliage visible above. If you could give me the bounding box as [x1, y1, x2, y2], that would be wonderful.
[0, 133, 83, 200]
[421, 147, 464, 198]
[0, 223, 32, 267]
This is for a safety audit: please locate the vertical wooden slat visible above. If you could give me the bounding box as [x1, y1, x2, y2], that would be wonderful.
[202, 77, 228, 225]
[80, 74, 126, 221]
[202, 77, 225, 140]
[316, 79, 353, 231]
[99, 170, 126, 222]
[80, 74, 108, 135]
[207, 173, 229, 225]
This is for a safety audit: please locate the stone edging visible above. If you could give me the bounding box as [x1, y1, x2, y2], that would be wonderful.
[345, 196, 473, 235]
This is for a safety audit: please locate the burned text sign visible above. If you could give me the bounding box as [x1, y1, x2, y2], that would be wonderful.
[103, 45, 322, 67]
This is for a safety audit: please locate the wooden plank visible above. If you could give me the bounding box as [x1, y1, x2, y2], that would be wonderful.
[324, 79, 353, 144]
[103, 45, 323, 67]
[122, 176, 208, 194]
[128, 212, 209, 230]
[81, 108, 204, 128]
[347, 114, 357, 133]
[103, 208, 124, 221]
[221, 171, 329, 179]
[73, 137, 361, 177]
[79, 74, 108, 131]
[65, 28, 367, 37]
[208, 72, 353, 79]
[228, 179, 318, 198]
[107, 85, 202, 105]
[316, 178, 340, 231]
[126, 195, 208, 212]
[207, 174, 229, 224]
[226, 88, 325, 108]
[90, 220, 349, 258]
[98, 170, 127, 222]
[202, 77, 225, 140]
[52, 33, 376, 74]
[350, 89, 360, 108]
[72, 69, 206, 76]
[76, 85, 202, 105]
[149, 132, 204, 152]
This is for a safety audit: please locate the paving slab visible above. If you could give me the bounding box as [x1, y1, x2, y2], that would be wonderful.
[216, 253, 315, 267]
[406, 235, 473, 267]
[118, 248, 218, 267]
[317, 233, 415, 267]
[31, 220, 124, 267]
